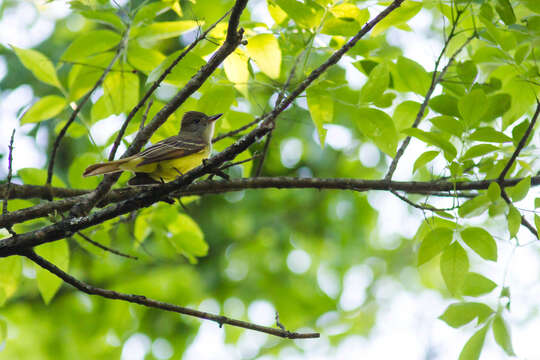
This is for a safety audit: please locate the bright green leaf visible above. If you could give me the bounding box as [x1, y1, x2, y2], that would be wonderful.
[461, 227, 497, 261]
[371, 1, 422, 36]
[430, 116, 464, 137]
[393, 101, 421, 132]
[441, 242, 469, 295]
[459, 325, 489, 360]
[246, 34, 281, 79]
[359, 63, 389, 103]
[458, 195, 490, 218]
[18, 168, 65, 187]
[135, 21, 199, 44]
[402, 128, 457, 160]
[439, 302, 494, 328]
[12, 46, 62, 89]
[508, 205, 521, 237]
[469, 127, 512, 143]
[0, 257, 22, 306]
[430, 94, 460, 117]
[413, 151, 439, 174]
[459, 89, 487, 126]
[21, 95, 66, 124]
[462, 144, 499, 160]
[167, 213, 207, 264]
[395, 56, 430, 95]
[61, 30, 121, 62]
[487, 182, 501, 202]
[274, 0, 324, 28]
[355, 107, 398, 157]
[0, 318, 6, 348]
[223, 50, 249, 96]
[306, 88, 333, 147]
[493, 314, 515, 356]
[462, 273, 497, 297]
[417, 227, 453, 266]
[35, 240, 70, 304]
[507, 176, 530, 202]
[127, 41, 166, 74]
[495, 0, 516, 25]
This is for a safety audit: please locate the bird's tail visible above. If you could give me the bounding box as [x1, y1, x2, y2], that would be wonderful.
[83, 157, 134, 177]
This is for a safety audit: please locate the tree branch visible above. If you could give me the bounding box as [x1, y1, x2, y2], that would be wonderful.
[498, 100, 540, 181]
[2, 129, 16, 236]
[22, 248, 319, 339]
[76, 231, 138, 260]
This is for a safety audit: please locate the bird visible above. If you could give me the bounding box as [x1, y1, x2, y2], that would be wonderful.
[83, 111, 222, 185]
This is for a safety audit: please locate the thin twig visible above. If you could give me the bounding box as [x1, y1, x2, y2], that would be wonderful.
[384, 22, 476, 181]
[498, 100, 540, 181]
[212, 117, 262, 143]
[23, 249, 319, 339]
[254, 132, 272, 177]
[3, 129, 16, 236]
[390, 190, 457, 212]
[46, 24, 130, 191]
[108, 11, 230, 162]
[77, 231, 138, 260]
[140, 99, 153, 131]
[219, 154, 260, 171]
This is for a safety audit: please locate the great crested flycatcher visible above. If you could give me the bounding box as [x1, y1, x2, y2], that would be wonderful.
[83, 111, 222, 184]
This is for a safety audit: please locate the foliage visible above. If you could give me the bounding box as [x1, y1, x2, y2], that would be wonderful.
[0, 0, 539, 358]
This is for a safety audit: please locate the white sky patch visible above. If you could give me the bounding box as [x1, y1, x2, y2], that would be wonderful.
[121, 333, 151, 360]
[152, 338, 174, 360]
[280, 138, 303, 168]
[325, 124, 352, 150]
[248, 0, 274, 27]
[287, 249, 312, 274]
[224, 297, 245, 319]
[199, 298, 220, 314]
[339, 265, 373, 311]
[90, 115, 125, 146]
[317, 263, 340, 298]
[358, 142, 381, 168]
[247, 300, 275, 326]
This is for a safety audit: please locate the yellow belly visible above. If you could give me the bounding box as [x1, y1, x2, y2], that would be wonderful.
[119, 150, 209, 182]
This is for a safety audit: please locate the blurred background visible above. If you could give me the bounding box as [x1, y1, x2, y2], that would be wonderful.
[0, 0, 539, 359]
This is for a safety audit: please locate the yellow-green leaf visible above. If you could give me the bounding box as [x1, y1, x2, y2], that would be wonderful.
[371, 1, 422, 36]
[246, 34, 281, 79]
[306, 88, 333, 147]
[462, 273, 497, 297]
[461, 227, 497, 261]
[12, 46, 62, 89]
[224, 50, 249, 96]
[0, 257, 22, 306]
[61, 30, 121, 62]
[21, 96, 66, 124]
[417, 227, 453, 266]
[507, 176, 530, 202]
[356, 107, 398, 157]
[440, 242, 469, 295]
[459, 325, 489, 360]
[459, 89, 487, 126]
[167, 213, 207, 264]
[439, 302, 494, 328]
[359, 63, 389, 103]
[135, 21, 200, 44]
[493, 314, 515, 356]
[507, 205, 521, 238]
[35, 240, 70, 304]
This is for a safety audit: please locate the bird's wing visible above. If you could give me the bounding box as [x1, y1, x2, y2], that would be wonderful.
[136, 135, 206, 166]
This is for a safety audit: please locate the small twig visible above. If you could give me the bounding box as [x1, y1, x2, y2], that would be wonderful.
[23, 249, 319, 339]
[108, 11, 230, 162]
[46, 24, 130, 191]
[498, 100, 540, 181]
[77, 231, 138, 260]
[3, 129, 16, 236]
[140, 99, 153, 131]
[384, 26, 476, 181]
[275, 312, 286, 331]
[390, 190, 457, 212]
[254, 133, 273, 177]
[219, 153, 260, 171]
[212, 117, 262, 143]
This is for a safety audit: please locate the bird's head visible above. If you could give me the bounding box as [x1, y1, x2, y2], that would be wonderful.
[180, 111, 222, 139]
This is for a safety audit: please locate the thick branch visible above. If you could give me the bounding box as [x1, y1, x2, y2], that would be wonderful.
[23, 249, 319, 339]
[3, 175, 540, 250]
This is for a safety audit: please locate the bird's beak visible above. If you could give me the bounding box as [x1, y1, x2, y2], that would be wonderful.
[208, 113, 223, 122]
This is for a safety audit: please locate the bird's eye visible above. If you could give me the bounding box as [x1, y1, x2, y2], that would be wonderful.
[194, 118, 200, 124]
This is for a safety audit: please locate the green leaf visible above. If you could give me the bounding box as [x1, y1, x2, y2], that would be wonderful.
[306, 88, 333, 147]
[268, 0, 288, 25]
[461, 227, 497, 261]
[535, 215, 540, 235]
[413, 151, 439, 174]
[18, 168, 65, 187]
[80, 10, 124, 30]
[511, 119, 531, 147]
[487, 182, 501, 202]
[246, 34, 281, 79]
[459, 325, 489, 360]
[441, 242, 469, 295]
[395, 56, 430, 95]
[135, 21, 199, 44]
[12, 46, 62, 89]
[514, 43, 531, 64]
[462, 273, 497, 297]
[359, 63, 389, 103]
[457, 61, 478, 85]
[417, 227, 453, 266]
[430, 94, 459, 117]
[393, 101, 421, 132]
[322, 4, 368, 36]
[371, 1, 422, 36]
[127, 41, 166, 74]
[430, 116, 464, 137]
[91, 70, 139, 122]
[0, 318, 6, 348]
[459, 89, 487, 126]
[274, 0, 324, 28]
[495, 0, 516, 25]
[458, 195, 490, 218]
[148, 51, 206, 87]
[508, 205, 521, 238]
[21, 95, 66, 124]
[522, 0, 540, 13]
[167, 213, 208, 264]
[493, 314, 515, 356]
[355, 107, 398, 157]
[481, 94, 511, 123]
[439, 302, 494, 328]
[223, 50, 249, 96]
[133, 2, 172, 25]
[35, 240, 70, 304]
[507, 176, 530, 202]
[0, 257, 22, 306]
[469, 127, 512, 143]
[61, 30, 121, 62]
[462, 144, 499, 160]
[402, 128, 457, 160]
